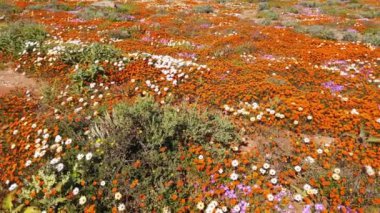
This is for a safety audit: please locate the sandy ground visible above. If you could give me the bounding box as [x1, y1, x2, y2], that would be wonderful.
[0, 67, 38, 96]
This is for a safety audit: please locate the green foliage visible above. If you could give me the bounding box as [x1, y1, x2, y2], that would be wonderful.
[18, 169, 69, 210]
[27, 1, 73, 11]
[108, 28, 132, 39]
[297, 25, 337, 40]
[193, 5, 214, 14]
[78, 6, 136, 21]
[0, 1, 21, 18]
[116, 3, 137, 14]
[258, 2, 270, 11]
[92, 97, 237, 147]
[215, 0, 231, 3]
[257, 10, 279, 20]
[259, 19, 272, 26]
[16, 97, 238, 211]
[300, 1, 320, 8]
[342, 30, 360, 42]
[89, 97, 237, 209]
[281, 20, 298, 28]
[234, 43, 257, 54]
[61, 43, 122, 65]
[287, 7, 299, 14]
[363, 31, 380, 46]
[108, 25, 144, 40]
[359, 10, 380, 19]
[0, 22, 47, 57]
[72, 64, 106, 83]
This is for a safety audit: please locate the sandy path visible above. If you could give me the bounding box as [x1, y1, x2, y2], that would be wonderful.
[0, 67, 38, 96]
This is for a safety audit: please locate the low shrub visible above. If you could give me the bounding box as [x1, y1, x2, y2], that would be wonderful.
[27, 1, 73, 11]
[61, 43, 122, 65]
[15, 97, 239, 211]
[287, 7, 299, 14]
[78, 6, 135, 21]
[257, 10, 279, 20]
[297, 25, 338, 40]
[193, 5, 214, 14]
[362, 32, 380, 46]
[359, 10, 380, 19]
[300, 1, 320, 8]
[0, 1, 21, 17]
[0, 22, 47, 57]
[116, 3, 137, 14]
[258, 2, 270, 11]
[108, 25, 144, 40]
[342, 30, 360, 42]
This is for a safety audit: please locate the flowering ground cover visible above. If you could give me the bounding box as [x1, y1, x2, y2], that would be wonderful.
[0, 0, 379, 212]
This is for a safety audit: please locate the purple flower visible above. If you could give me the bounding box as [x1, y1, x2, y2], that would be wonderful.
[262, 54, 275, 60]
[322, 81, 344, 93]
[210, 174, 216, 183]
[302, 205, 312, 213]
[159, 38, 169, 45]
[141, 36, 153, 42]
[224, 189, 237, 199]
[122, 15, 135, 21]
[239, 200, 249, 213]
[178, 52, 197, 59]
[200, 23, 211, 28]
[315, 203, 324, 212]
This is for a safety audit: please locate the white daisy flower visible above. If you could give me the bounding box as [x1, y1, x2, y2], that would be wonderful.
[267, 194, 274, 201]
[56, 163, 64, 172]
[333, 168, 341, 174]
[232, 205, 240, 212]
[79, 196, 87, 205]
[230, 172, 239, 181]
[269, 169, 276, 176]
[332, 173, 340, 181]
[303, 184, 311, 191]
[303, 137, 310, 143]
[115, 192, 122, 200]
[293, 194, 302, 202]
[263, 163, 270, 169]
[118, 203, 126, 211]
[231, 160, 239, 167]
[9, 183, 18, 191]
[85, 152, 93, 161]
[72, 187, 79, 195]
[25, 160, 32, 167]
[197, 201, 205, 210]
[77, 153, 84, 160]
[270, 178, 278, 184]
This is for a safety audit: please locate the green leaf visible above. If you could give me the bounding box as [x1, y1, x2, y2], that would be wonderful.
[367, 136, 380, 143]
[2, 192, 15, 211]
[23, 206, 41, 213]
[359, 123, 367, 139]
[13, 204, 25, 213]
[290, 184, 307, 197]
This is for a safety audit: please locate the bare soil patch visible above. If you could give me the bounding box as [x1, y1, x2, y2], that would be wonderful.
[0, 66, 39, 96]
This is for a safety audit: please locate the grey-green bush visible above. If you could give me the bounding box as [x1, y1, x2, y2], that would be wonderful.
[193, 5, 214, 14]
[342, 31, 360, 42]
[297, 25, 337, 40]
[61, 43, 122, 65]
[0, 22, 47, 57]
[363, 32, 380, 46]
